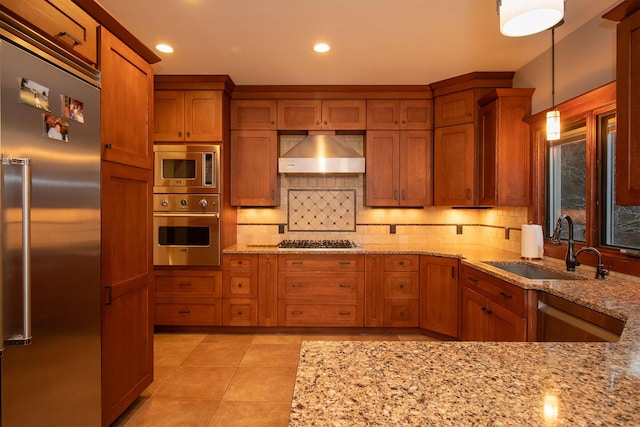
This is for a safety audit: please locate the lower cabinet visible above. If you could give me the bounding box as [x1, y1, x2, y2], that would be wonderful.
[459, 264, 527, 341]
[419, 256, 459, 337]
[223, 254, 259, 326]
[154, 269, 223, 326]
[278, 254, 365, 326]
[383, 255, 420, 327]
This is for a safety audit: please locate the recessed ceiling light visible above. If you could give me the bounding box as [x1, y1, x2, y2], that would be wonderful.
[313, 43, 330, 53]
[156, 43, 174, 53]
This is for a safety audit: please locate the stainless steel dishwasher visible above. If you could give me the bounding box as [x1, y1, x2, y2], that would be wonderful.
[537, 292, 625, 342]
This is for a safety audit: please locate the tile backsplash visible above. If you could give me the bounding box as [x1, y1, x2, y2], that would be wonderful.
[236, 134, 529, 253]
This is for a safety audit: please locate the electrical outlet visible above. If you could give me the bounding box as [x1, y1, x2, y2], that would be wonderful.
[278, 224, 285, 234]
[390, 225, 396, 234]
[456, 225, 463, 235]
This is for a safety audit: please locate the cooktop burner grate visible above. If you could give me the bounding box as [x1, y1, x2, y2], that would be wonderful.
[277, 239, 360, 249]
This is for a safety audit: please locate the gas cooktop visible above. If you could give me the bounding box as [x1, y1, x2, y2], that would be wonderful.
[277, 239, 363, 250]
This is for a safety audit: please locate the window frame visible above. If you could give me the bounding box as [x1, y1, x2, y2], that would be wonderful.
[527, 82, 639, 277]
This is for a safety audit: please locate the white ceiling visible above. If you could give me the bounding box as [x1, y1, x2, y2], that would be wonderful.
[97, 0, 620, 86]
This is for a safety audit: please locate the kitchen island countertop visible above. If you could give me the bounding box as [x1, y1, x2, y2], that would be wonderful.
[225, 243, 640, 425]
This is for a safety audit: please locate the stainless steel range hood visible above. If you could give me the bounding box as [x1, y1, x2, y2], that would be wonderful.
[278, 133, 365, 174]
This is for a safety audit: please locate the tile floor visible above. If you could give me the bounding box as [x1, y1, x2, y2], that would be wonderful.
[112, 332, 437, 427]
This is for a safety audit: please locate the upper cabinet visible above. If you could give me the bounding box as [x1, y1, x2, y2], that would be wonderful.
[154, 90, 223, 142]
[606, 4, 640, 205]
[478, 88, 534, 206]
[367, 99, 433, 130]
[0, 0, 98, 65]
[430, 72, 517, 206]
[278, 99, 366, 130]
[231, 99, 277, 130]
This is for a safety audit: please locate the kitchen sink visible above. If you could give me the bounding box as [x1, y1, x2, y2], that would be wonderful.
[482, 262, 584, 280]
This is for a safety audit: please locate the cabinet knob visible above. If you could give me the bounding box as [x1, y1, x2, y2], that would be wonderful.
[186, 131, 191, 137]
[178, 131, 182, 137]
[104, 143, 112, 149]
[500, 291, 513, 299]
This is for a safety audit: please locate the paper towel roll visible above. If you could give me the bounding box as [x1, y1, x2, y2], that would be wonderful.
[521, 224, 543, 259]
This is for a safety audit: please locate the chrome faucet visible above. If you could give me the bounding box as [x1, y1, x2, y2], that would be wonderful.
[551, 214, 577, 271]
[575, 246, 609, 280]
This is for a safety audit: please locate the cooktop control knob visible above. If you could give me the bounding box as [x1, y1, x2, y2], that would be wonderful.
[199, 199, 208, 208]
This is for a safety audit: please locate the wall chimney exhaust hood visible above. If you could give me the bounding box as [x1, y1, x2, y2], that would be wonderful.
[278, 133, 365, 174]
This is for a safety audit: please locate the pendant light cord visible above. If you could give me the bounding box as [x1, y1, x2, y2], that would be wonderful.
[551, 27, 556, 109]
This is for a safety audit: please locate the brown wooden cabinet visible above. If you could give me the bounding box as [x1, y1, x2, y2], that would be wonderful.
[478, 89, 534, 206]
[366, 99, 433, 130]
[99, 26, 154, 427]
[277, 254, 364, 326]
[365, 130, 432, 207]
[364, 254, 385, 327]
[277, 99, 366, 130]
[0, 0, 98, 65]
[230, 130, 279, 206]
[101, 29, 153, 170]
[613, 7, 640, 205]
[459, 264, 526, 341]
[383, 255, 420, 327]
[419, 256, 458, 337]
[154, 90, 223, 142]
[258, 254, 278, 326]
[222, 254, 259, 326]
[154, 270, 223, 326]
[231, 99, 277, 130]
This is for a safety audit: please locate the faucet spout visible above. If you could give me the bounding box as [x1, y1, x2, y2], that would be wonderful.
[551, 214, 577, 271]
[575, 246, 609, 280]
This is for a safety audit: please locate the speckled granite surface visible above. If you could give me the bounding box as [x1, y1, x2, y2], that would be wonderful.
[224, 243, 640, 425]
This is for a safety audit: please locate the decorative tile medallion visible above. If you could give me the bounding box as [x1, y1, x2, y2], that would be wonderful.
[287, 189, 356, 232]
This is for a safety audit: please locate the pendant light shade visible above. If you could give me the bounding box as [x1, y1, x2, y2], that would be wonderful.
[499, 0, 564, 37]
[546, 109, 561, 141]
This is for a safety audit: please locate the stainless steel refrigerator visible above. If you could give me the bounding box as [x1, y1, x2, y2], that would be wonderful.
[0, 21, 102, 426]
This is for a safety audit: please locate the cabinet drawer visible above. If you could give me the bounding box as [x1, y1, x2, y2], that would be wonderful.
[278, 300, 363, 327]
[384, 300, 419, 327]
[223, 254, 259, 270]
[384, 272, 419, 299]
[223, 299, 258, 326]
[461, 265, 526, 317]
[278, 254, 364, 271]
[155, 272, 222, 297]
[155, 299, 222, 326]
[434, 90, 476, 127]
[278, 272, 364, 299]
[223, 271, 258, 298]
[384, 255, 419, 271]
[1, 0, 98, 65]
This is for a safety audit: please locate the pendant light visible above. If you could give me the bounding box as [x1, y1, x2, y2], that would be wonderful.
[546, 26, 561, 141]
[498, 0, 564, 37]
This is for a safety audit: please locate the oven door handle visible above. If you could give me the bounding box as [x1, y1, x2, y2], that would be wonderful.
[153, 212, 220, 218]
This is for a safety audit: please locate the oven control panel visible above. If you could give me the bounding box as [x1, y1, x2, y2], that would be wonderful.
[153, 194, 220, 213]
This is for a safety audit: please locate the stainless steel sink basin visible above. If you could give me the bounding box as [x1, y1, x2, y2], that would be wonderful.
[483, 262, 584, 280]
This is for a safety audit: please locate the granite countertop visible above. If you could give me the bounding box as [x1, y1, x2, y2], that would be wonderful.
[229, 242, 640, 426]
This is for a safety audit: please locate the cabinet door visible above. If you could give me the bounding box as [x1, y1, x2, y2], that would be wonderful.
[258, 254, 278, 326]
[478, 99, 497, 205]
[364, 255, 385, 327]
[459, 286, 487, 341]
[367, 100, 400, 130]
[101, 161, 153, 426]
[488, 302, 527, 341]
[616, 9, 640, 205]
[1, 0, 98, 65]
[365, 130, 399, 206]
[184, 90, 223, 141]
[399, 130, 432, 206]
[230, 130, 278, 206]
[434, 90, 475, 127]
[400, 100, 433, 130]
[154, 91, 185, 141]
[100, 29, 153, 170]
[433, 123, 475, 206]
[419, 256, 458, 338]
[321, 99, 366, 129]
[231, 99, 277, 130]
[277, 99, 322, 130]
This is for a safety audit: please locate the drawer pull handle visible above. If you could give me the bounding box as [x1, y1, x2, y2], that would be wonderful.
[179, 282, 192, 287]
[399, 261, 405, 266]
[58, 31, 82, 46]
[469, 277, 478, 284]
[500, 292, 513, 299]
[179, 310, 191, 315]
[399, 284, 404, 289]
[487, 309, 493, 315]
[292, 261, 304, 265]
[237, 311, 243, 315]
[481, 306, 487, 312]
[291, 311, 303, 316]
[339, 261, 352, 265]
[339, 311, 351, 316]
[451, 266, 456, 279]
[291, 284, 303, 288]
[339, 284, 351, 288]
[237, 283, 243, 288]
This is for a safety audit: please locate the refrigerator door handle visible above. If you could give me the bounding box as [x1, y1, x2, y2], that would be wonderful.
[3, 157, 32, 345]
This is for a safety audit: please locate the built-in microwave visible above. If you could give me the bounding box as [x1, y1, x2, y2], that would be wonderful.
[153, 144, 220, 193]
